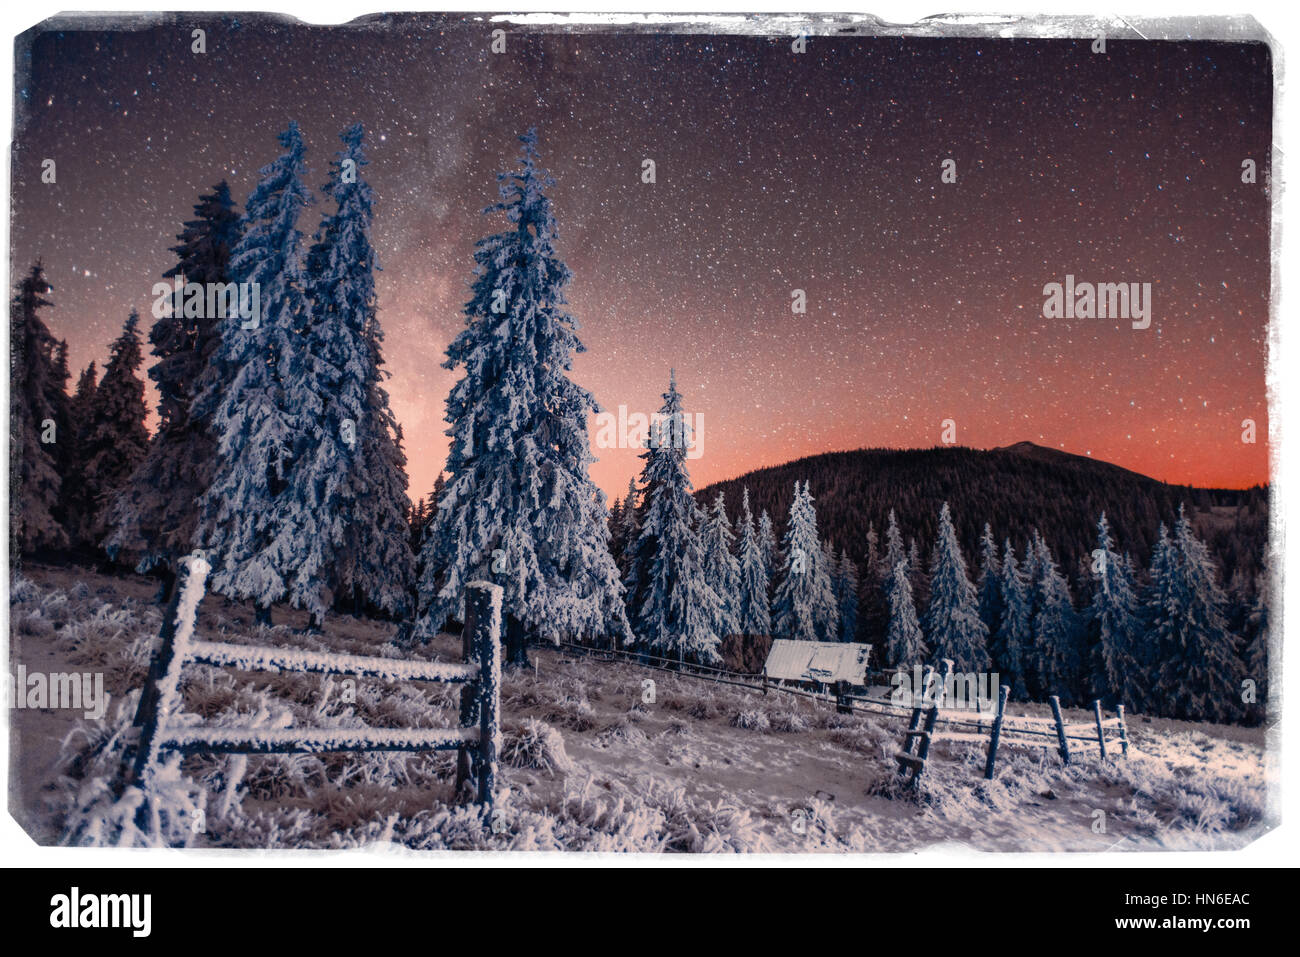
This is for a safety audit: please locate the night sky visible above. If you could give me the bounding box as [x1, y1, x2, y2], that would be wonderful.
[10, 15, 1273, 502]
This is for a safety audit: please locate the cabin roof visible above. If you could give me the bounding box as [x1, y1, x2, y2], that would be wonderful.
[764, 640, 872, 683]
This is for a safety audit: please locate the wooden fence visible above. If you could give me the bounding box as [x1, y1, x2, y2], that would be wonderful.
[123, 554, 502, 835]
[890, 662, 1130, 783]
[556, 641, 1129, 785]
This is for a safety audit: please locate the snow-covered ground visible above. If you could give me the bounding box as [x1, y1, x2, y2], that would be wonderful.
[8, 563, 1276, 852]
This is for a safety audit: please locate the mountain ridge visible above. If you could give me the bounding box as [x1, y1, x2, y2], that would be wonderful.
[694, 441, 1267, 586]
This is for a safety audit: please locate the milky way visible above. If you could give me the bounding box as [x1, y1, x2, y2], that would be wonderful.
[10, 15, 1273, 502]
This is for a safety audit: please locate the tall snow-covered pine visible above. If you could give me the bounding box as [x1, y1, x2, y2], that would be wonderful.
[922, 502, 990, 671]
[417, 129, 629, 662]
[624, 371, 722, 663]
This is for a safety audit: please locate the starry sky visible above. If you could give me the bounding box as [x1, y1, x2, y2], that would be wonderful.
[10, 15, 1273, 503]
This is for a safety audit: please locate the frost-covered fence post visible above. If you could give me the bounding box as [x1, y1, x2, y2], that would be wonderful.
[129, 552, 209, 827]
[1116, 705, 1130, 757]
[1049, 695, 1071, 766]
[895, 659, 952, 788]
[455, 588, 483, 799]
[468, 581, 503, 807]
[910, 658, 952, 787]
[984, 683, 1010, 780]
[896, 664, 934, 776]
[1092, 699, 1108, 760]
[130, 552, 210, 785]
[835, 679, 851, 714]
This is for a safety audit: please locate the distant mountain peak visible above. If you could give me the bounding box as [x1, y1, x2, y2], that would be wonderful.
[997, 440, 1044, 452]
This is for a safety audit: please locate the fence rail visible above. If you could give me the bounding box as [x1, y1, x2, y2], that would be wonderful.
[123, 556, 501, 837]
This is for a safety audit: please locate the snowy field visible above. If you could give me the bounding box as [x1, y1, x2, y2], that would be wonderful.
[9, 563, 1275, 853]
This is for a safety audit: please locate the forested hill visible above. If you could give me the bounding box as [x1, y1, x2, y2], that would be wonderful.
[697, 442, 1269, 586]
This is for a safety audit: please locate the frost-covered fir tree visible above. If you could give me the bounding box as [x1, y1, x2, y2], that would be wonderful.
[992, 540, 1031, 699]
[838, 548, 859, 642]
[908, 537, 930, 609]
[885, 561, 925, 668]
[858, 521, 883, 640]
[9, 262, 67, 553]
[1150, 506, 1244, 723]
[871, 508, 908, 639]
[301, 123, 414, 619]
[69, 363, 97, 440]
[735, 487, 771, 636]
[1241, 554, 1270, 724]
[1023, 530, 1045, 605]
[61, 362, 101, 551]
[772, 481, 839, 641]
[612, 477, 640, 576]
[82, 311, 149, 544]
[975, 523, 1003, 637]
[757, 508, 778, 585]
[922, 503, 989, 671]
[701, 491, 742, 638]
[1086, 513, 1143, 709]
[880, 509, 906, 584]
[1031, 537, 1084, 705]
[196, 123, 315, 624]
[418, 129, 629, 662]
[45, 340, 75, 521]
[105, 181, 241, 583]
[608, 496, 623, 542]
[624, 371, 722, 663]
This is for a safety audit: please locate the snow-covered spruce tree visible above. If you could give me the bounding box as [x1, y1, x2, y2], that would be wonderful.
[869, 508, 907, 641]
[735, 487, 771, 636]
[885, 560, 925, 668]
[975, 522, 1003, 637]
[417, 129, 629, 663]
[1086, 513, 1143, 709]
[409, 496, 427, 549]
[613, 476, 640, 576]
[1023, 529, 1046, 616]
[701, 492, 742, 638]
[409, 478, 443, 610]
[45, 340, 75, 520]
[992, 540, 1031, 699]
[105, 181, 241, 583]
[757, 508, 778, 586]
[69, 362, 98, 441]
[624, 371, 722, 663]
[301, 123, 414, 620]
[1031, 536, 1084, 705]
[1150, 506, 1244, 723]
[880, 509, 906, 584]
[1241, 554, 1270, 724]
[922, 502, 990, 672]
[81, 310, 149, 545]
[772, 481, 839, 642]
[9, 261, 67, 554]
[60, 362, 100, 550]
[195, 123, 315, 626]
[858, 521, 882, 640]
[608, 496, 623, 545]
[838, 548, 860, 642]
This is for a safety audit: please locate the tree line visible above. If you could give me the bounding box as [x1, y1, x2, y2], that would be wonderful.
[12, 123, 418, 627]
[610, 433, 1269, 725]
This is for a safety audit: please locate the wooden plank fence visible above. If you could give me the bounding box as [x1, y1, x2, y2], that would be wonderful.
[123, 554, 502, 836]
